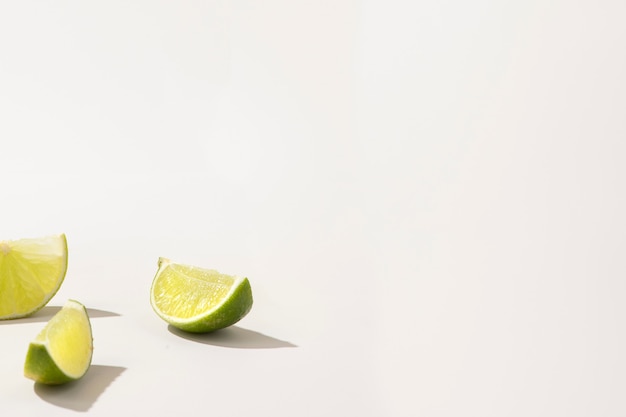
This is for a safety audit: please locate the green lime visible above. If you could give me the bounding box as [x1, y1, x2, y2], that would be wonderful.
[150, 258, 253, 333]
[0, 234, 68, 319]
[24, 299, 93, 385]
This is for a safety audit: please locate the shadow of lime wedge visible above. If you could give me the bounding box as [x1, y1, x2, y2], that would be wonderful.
[168, 325, 297, 349]
[34, 365, 126, 412]
[0, 306, 120, 325]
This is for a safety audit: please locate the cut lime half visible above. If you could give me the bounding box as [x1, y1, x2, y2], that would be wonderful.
[0, 234, 68, 319]
[150, 258, 253, 333]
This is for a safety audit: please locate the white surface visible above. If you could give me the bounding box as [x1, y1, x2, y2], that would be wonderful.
[1, 1, 626, 415]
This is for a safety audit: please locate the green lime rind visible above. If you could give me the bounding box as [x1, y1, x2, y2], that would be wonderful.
[24, 343, 76, 385]
[169, 277, 253, 333]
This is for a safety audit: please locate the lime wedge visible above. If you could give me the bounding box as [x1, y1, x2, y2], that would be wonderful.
[24, 299, 93, 385]
[150, 258, 253, 333]
[0, 234, 68, 319]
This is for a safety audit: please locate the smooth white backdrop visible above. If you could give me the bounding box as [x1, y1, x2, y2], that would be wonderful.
[1, 1, 625, 416]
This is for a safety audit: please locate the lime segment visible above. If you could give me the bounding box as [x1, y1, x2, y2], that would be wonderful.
[0, 234, 68, 319]
[24, 299, 93, 385]
[150, 258, 253, 333]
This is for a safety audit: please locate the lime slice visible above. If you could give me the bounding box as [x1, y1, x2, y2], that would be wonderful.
[150, 258, 253, 333]
[24, 299, 93, 385]
[0, 234, 68, 320]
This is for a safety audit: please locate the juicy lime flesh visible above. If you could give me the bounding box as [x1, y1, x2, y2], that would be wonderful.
[150, 259, 253, 332]
[37, 304, 92, 376]
[0, 235, 67, 319]
[152, 263, 237, 319]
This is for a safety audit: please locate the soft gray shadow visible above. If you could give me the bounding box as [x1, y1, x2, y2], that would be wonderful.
[0, 306, 120, 324]
[34, 365, 126, 412]
[168, 325, 297, 349]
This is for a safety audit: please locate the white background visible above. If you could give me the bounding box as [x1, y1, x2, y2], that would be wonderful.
[1, 1, 625, 415]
